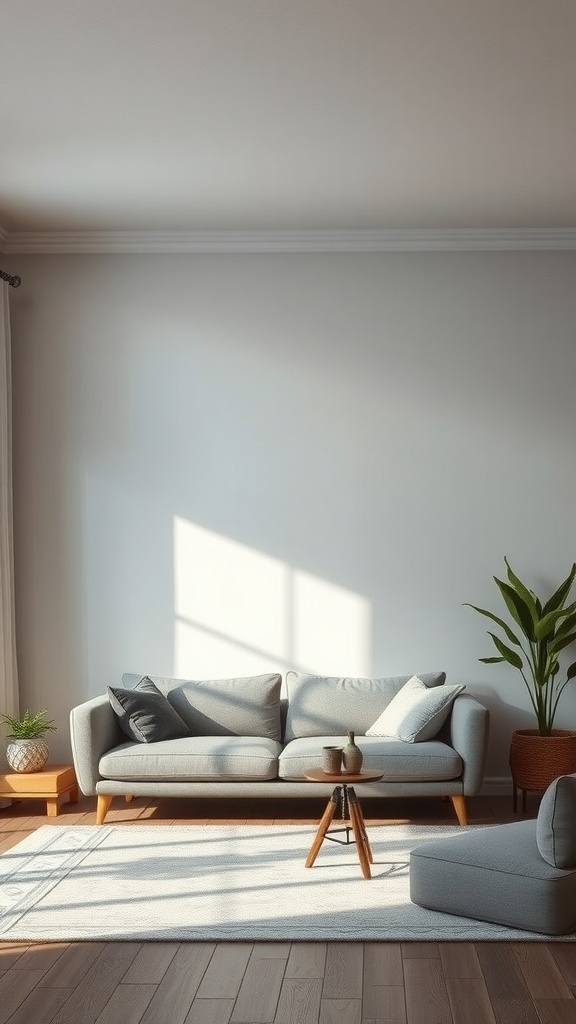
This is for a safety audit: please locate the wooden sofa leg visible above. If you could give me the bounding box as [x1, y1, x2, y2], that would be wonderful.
[96, 794, 113, 824]
[125, 794, 134, 803]
[450, 795, 468, 826]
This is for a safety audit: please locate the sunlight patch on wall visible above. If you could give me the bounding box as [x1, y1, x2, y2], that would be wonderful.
[174, 518, 371, 679]
[292, 570, 372, 677]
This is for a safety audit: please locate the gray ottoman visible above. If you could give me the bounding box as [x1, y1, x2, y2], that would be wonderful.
[410, 775, 576, 935]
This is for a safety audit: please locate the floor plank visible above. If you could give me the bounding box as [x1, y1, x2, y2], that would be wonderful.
[274, 977, 323, 1024]
[361, 983, 406, 1023]
[49, 942, 142, 1024]
[475, 945, 532, 1002]
[319, 999, 361, 1024]
[445, 978, 496, 1024]
[285, 944, 327, 979]
[139, 943, 216, 1024]
[0, 944, 31, 971]
[363, 943, 403, 986]
[549, 944, 576, 987]
[195, 944, 253, 999]
[489, 998, 541, 1024]
[184, 998, 235, 1024]
[512, 943, 574, 999]
[1, 984, 73, 1024]
[532, 1000, 576, 1024]
[93, 983, 157, 1024]
[439, 943, 482, 980]
[122, 941, 180, 984]
[0, 968, 47, 1024]
[403, 957, 453, 1024]
[230, 950, 288, 1023]
[323, 944, 364, 1000]
[40, 942, 107, 989]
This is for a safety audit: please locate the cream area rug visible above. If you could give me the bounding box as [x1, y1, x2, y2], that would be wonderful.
[0, 823, 570, 942]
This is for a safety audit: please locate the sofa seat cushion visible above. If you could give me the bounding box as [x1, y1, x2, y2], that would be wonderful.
[278, 736, 462, 781]
[283, 671, 446, 741]
[99, 736, 282, 782]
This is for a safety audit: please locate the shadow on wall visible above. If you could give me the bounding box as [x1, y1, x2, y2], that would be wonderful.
[173, 517, 373, 682]
[469, 687, 540, 779]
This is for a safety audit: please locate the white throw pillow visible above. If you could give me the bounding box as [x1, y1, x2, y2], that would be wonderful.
[366, 675, 465, 743]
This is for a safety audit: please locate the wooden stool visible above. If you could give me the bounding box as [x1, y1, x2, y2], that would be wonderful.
[303, 768, 384, 879]
[0, 764, 79, 817]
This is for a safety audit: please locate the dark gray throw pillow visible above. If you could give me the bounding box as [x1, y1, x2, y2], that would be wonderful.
[108, 676, 191, 743]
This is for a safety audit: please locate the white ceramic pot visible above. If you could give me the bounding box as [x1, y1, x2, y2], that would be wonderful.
[6, 738, 50, 773]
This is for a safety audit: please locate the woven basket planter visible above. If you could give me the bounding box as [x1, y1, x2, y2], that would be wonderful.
[6, 738, 50, 773]
[509, 729, 576, 793]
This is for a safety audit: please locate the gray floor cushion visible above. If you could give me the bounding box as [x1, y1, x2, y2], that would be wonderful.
[410, 818, 576, 935]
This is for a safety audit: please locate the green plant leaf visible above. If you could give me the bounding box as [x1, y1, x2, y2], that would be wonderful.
[542, 563, 576, 616]
[463, 603, 522, 646]
[549, 608, 576, 643]
[488, 632, 524, 669]
[479, 656, 506, 663]
[494, 576, 536, 641]
[549, 630, 576, 656]
[535, 607, 575, 642]
[1, 708, 56, 738]
[504, 558, 541, 627]
[567, 661, 576, 680]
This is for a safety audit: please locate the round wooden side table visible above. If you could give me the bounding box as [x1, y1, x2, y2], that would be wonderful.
[303, 768, 384, 880]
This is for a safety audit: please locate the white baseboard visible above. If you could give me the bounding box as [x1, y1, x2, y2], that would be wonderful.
[478, 776, 512, 796]
[5, 227, 576, 254]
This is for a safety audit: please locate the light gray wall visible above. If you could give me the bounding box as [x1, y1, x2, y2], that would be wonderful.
[8, 251, 576, 783]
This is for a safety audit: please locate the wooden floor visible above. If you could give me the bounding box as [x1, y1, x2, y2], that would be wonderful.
[1, 792, 575, 1024]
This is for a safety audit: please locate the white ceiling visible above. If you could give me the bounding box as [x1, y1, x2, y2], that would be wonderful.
[1, 0, 576, 234]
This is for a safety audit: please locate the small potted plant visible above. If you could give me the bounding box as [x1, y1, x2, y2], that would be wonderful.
[1, 709, 57, 773]
[466, 557, 576, 795]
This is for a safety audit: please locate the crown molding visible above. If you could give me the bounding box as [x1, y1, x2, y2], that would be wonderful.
[4, 227, 576, 254]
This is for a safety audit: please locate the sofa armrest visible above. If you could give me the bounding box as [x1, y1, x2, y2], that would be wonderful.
[448, 694, 490, 795]
[69, 695, 124, 795]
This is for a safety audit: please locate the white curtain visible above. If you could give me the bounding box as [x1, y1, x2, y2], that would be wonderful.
[0, 281, 19, 721]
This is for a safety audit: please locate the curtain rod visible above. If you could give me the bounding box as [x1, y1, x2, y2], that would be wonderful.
[0, 269, 21, 288]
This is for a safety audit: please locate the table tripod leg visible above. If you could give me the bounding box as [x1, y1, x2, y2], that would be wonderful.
[347, 788, 372, 879]
[352, 793, 374, 864]
[305, 787, 339, 868]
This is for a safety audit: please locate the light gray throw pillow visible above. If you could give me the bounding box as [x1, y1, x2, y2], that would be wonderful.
[108, 676, 191, 743]
[536, 773, 576, 869]
[366, 675, 465, 742]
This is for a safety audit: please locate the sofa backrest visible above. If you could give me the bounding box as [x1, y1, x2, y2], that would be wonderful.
[122, 672, 283, 742]
[120, 670, 447, 743]
[283, 670, 446, 740]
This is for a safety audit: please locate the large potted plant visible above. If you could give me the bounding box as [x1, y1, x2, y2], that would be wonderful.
[466, 558, 576, 794]
[1, 709, 56, 773]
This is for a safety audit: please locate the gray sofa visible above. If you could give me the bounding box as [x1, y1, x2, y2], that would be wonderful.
[69, 670, 490, 825]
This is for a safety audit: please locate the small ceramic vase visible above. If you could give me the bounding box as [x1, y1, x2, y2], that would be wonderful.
[343, 730, 363, 773]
